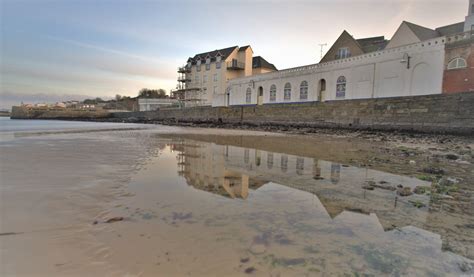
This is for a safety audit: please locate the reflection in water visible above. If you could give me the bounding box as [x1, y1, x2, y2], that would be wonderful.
[166, 138, 473, 275]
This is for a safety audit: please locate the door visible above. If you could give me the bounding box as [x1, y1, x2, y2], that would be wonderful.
[318, 79, 326, 102]
[257, 87, 263, 105]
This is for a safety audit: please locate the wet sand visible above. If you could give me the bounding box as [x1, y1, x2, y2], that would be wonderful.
[0, 121, 473, 276]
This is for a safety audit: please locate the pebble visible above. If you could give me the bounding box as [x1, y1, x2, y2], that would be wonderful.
[249, 244, 266, 255]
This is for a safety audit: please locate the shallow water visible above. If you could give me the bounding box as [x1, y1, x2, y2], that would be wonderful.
[0, 119, 473, 276]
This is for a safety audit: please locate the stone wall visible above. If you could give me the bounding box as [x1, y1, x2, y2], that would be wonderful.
[11, 106, 111, 119]
[113, 92, 474, 135]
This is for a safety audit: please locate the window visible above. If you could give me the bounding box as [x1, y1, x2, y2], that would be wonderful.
[203, 75, 207, 84]
[284, 83, 291, 101]
[281, 155, 288, 172]
[300, 81, 308, 100]
[246, 88, 252, 103]
[267, 153, 273, 169]
[336, 76, 346, 98]
[337, 47, 351, 59]
[447, 57, 467, 70]
[194, 75, 199, 83]
[244, 149, 249, 164]
[216, 62, 221, 69]
[213, 74, 218, 82]
[197, 64, 201, 72]
[296, 158, 304, 175]
[270, 84, 277, 102]
[213, 86, 217, 95]
[206, 63, 210, 71]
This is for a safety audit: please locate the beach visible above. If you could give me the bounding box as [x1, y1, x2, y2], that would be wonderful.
[0, 117, 473, 276]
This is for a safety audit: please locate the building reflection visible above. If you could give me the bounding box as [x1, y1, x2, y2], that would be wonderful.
[171, 139, 435, 231]
[168, 139, 473, 265]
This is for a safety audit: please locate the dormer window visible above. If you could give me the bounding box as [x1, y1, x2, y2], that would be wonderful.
[216, 56, 221, 62]
[336, 47, 351, 59]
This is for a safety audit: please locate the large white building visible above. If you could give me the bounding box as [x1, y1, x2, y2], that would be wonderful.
[176, 1, 473, 107]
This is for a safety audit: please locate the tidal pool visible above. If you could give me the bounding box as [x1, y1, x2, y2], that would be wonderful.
[1, 120, 473, 276]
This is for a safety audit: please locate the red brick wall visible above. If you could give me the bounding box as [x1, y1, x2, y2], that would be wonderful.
[442, 43, 474, 94]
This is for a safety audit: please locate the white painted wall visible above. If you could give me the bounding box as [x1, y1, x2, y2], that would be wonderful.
[224, 37, 445, 107]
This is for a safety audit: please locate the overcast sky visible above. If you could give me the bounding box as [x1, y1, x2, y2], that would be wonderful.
[0, 0, 468, 108]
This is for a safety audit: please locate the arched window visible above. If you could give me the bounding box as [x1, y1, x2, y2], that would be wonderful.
[269, 85, 277, 102]
[447, 58, 467, 70]
[246, 88, 252, 103]
[300, 81, 308, 100]
[284, 83, 291, 101]
[336, 76, 346, 98]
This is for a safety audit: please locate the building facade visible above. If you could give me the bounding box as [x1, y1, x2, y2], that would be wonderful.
[176, 1, 473, 107]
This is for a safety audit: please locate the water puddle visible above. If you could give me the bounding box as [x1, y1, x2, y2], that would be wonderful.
[100, 136, 474, 276]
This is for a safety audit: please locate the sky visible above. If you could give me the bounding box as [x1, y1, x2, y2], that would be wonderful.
[0, 0, 468, 109]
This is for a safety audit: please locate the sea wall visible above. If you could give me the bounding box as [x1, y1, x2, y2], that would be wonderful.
[10, 106, 111, 119]
[113, 92, 474, 135]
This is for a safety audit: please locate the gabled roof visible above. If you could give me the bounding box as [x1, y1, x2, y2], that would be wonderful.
[238, 45, 251, 52]
[435, 22, 464, 36]
[403, 21, 440, 41]
[356, 36, 389, 53]
[252, 56, 277, 71]
[321, 31, 388, 62]
[187, 46, 238, 64]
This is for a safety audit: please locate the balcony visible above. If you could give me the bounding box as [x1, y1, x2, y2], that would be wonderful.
[226, 60, 245, 70]
[178, 66, 191, 73]
[177, 75, 191, 82]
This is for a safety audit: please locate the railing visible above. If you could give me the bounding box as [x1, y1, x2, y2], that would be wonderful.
[226, 60, 245, 70]
[177, 75, 191, 82]
[178, 66, 191, 73]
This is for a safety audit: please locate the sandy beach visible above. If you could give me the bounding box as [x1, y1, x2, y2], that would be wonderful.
[1, 118, 473, 276]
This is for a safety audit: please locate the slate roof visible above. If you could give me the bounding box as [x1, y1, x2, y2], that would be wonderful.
[187, 46, 238, 64]
[238, 45, 251, 52]
[404, 21, 441, 41]
[435, 22, 465, 36]
[355, 36, 389, 53]
[252, 56, 277, 71]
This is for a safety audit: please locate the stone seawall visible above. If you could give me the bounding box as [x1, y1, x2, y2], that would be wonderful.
[112, 93, 474, 135]
[10, 106, 111, 120]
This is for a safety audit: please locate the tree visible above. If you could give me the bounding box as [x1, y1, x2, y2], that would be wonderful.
[115, 94, 122, 101]
[138, 88, 168, 98]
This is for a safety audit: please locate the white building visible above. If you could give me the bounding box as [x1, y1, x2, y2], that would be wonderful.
[190, 3, 471, 107]
[226, 36, 446, 106]
[138, 98, 179, 111]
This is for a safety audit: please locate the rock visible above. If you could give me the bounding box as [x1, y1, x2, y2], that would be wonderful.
[244, 267, 256, 274]
[409, 160, 416, 165]
[422, 167, 445, 175]
[373, 183, 397, 191]
[445, 154, 458, 160]
[105, 216, 124, 223]
[397, 187, 412, 196]
[92, 220, 98, 225]
[413, 186, 430, 194]
[362, 185, 374, 190]
[240, 257, 250, 263]
[249, 244, 266, 255]
[458, 261, 473, 272]
[313, 176, 324, 180]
